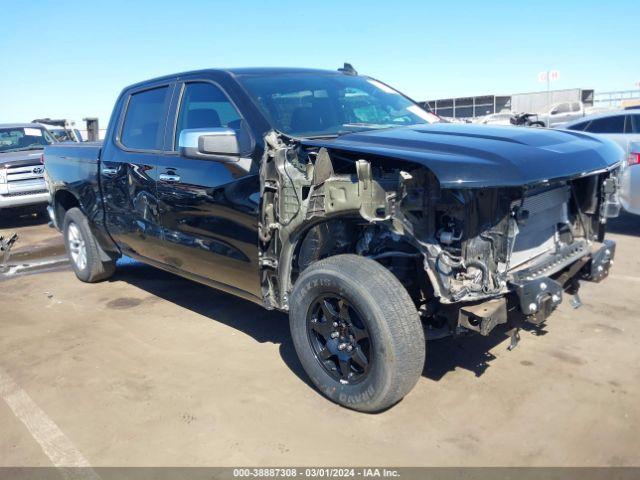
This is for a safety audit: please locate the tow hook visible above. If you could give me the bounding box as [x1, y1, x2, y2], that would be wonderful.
[509, 276, 563, 325]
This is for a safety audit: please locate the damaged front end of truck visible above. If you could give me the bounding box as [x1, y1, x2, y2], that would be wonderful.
[257, 125, 622, 341]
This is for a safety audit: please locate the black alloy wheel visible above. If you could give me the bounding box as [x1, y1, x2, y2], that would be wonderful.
[307, 294, 372, 385]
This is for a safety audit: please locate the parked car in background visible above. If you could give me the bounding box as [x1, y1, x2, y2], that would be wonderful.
[0, 123, 54, 215]
[475, 112, 513, 125]
[623, 143, 640, 214]
[536, 101, 585, 127]
[45, 67, 622, 412]
[622, 100, 640, 110]
[564, 111, 640, 214]
[537, 101, 610, 128]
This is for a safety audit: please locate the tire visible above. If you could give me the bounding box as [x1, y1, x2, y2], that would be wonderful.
[289, 254, 425, 412]
[530, 122, 545, 128]
[63, 207, 116, 282]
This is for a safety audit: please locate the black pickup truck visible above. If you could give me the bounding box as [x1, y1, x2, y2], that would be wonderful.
[44, 66, 622, 412]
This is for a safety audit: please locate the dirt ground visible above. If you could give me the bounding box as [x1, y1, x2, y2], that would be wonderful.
[0, 211, 639, 467]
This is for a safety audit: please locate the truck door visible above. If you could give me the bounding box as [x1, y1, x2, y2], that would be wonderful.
[548, 102, 573, 126]
[99, 83, 174, 262]
[155, 80, 261, 298]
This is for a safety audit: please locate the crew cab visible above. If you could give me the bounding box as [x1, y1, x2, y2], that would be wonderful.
[44, 67, 623, 412]
[0, 123, 54, 214]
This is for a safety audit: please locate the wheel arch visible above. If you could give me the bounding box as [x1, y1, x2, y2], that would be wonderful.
[281, 215, 431, 309]
[53, 188, 120, 261]
[53, 189, 82, 228]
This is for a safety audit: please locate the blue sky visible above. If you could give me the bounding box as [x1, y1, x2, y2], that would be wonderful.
[1, 0, 638, 126]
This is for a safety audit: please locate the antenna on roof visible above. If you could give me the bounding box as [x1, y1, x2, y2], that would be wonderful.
[338, 63, 358, 76]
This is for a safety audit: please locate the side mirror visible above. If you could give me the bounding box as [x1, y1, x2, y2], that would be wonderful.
[178, 128, 240, 160]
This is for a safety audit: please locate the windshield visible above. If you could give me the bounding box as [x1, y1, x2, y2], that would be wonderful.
[0, 126, 54, 153]
[237, 73, 439, 137]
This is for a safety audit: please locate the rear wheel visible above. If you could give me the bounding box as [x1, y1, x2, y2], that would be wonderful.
[289, 254, 425, 412]
[63, 207, 116, 282]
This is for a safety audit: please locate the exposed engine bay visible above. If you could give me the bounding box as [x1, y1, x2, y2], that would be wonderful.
[258, 130, 621, 337]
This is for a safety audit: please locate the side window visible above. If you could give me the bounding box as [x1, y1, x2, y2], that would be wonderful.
[585, 115, 625, 134]
[553, 103, 571, 114]
[632, 115, 640, 133]
[175, 82, 242, 147]
[571, 102, 581, 112]
[567, 121, 589, 131]
[120, 86, 170, 150]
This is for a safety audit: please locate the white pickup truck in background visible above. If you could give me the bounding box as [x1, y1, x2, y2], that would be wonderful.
[539, 101, 609, 127]
[0, 123, 54, 216]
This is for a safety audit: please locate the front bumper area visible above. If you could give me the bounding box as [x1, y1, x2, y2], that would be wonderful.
[509, 239, 616, 324]
[0, 190, 50, 209]
[456, 240, 616, 336]
[583, 239, 616, 283]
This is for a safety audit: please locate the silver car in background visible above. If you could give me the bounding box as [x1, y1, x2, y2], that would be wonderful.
[564, 111, 640, 215]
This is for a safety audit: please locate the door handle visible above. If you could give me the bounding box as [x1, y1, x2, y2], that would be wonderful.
[101, 167, 118, 176]
[159, 173, 181, 183]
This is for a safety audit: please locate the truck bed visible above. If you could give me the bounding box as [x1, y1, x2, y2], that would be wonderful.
[45, 142, 102, 185]
[44, 142, 104, 227]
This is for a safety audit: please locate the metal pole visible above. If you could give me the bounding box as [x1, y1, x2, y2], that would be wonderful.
[547, 70, 550, 110]
[83, 117, 99, 142]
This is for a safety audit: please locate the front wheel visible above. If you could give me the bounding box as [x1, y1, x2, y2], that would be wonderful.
[63, 207, 116, 282]
[289, 254, 425, 412]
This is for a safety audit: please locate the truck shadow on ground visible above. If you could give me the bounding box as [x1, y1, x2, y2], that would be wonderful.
[424, 334, 504, 381]
[111, 257, 517, 387]
[110, 258, 315, 389]
[423, 324, 546, 381]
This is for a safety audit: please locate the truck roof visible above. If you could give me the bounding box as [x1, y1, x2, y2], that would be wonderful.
[123, 67, 346, 90]
[227, 67, 343, 75]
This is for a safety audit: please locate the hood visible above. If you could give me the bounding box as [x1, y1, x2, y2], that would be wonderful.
[302, 123, 623, 188]
[0, 150, 45, 169]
